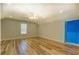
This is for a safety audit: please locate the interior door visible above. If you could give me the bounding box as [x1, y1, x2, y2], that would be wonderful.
[65, 20, 79, 44]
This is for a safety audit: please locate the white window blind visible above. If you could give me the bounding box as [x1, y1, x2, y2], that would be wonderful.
[21, 23, 27, 34]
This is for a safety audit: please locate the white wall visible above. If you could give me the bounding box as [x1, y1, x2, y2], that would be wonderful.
[1, 18, 38, 40]
[27, 22, 38, 37]
[38, 19, 79, 46]
[0, 4, 1, 41]
[38, 20, 65, 43]
[0, 19, 1, 41]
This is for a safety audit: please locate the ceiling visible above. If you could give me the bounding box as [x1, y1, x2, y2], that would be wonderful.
[1, 3, 79, 24]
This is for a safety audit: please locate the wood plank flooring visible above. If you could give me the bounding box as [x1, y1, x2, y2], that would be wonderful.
[1, 37, 79, 55]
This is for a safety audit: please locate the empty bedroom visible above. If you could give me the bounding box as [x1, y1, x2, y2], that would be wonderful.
[0, 3, 79, 55]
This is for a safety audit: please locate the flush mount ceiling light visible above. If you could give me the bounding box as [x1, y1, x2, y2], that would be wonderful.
[28, 14, 38, 20]
[59, 10, 63, 13]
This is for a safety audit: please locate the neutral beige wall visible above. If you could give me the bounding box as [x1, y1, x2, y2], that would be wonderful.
[27, 22, 38, 37]
[0, 4, 1, 41]
[38, 20, 65, 43]
[1, 18, 38, 40]
[0, 19, 1, 41]
[38, 19, 79, 46]
[1, 19, 20, 40]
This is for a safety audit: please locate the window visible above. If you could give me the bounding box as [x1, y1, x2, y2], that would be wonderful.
[21, 23, 27, 34]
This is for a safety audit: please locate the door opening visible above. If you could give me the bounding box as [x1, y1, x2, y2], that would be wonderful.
[65, 19, 79, 45]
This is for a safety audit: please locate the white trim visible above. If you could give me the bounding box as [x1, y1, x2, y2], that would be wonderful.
[65, 42, 79, 46]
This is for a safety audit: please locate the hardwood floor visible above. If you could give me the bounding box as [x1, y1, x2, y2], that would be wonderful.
[1, 37, 79, 55]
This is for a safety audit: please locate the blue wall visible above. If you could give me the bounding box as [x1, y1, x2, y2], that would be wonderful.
[65, 20, 79, 44]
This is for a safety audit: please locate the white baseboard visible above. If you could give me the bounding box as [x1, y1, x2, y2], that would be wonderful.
[39, 36, 64, 43]
[39, 36, 79, 46]
[65, 42, 79, 46]
[1, 36, 37, 41]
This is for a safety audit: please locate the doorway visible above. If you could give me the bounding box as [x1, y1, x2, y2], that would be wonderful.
[65, 19, 79, 45]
